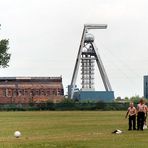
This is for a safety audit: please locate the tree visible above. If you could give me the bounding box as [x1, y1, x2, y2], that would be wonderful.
[130, 95, 141, 104]
[124, 97, 129, 101]
[116, 96, 122, 101]
[0, 39, 11, 68]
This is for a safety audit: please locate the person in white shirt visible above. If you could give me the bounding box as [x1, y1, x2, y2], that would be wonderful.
[125, 102, 137, 130]
[143, 104, 148, 129]
[137, 99, 146, 130]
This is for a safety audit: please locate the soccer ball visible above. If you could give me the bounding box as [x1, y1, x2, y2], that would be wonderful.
[14, 131, 21, 138]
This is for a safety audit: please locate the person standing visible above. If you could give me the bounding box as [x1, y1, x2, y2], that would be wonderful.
[143, 103, 148, 129]
[125, 102, 137, 130]
[137, 99, 146, 131]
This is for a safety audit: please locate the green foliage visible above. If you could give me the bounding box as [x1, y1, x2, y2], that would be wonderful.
[0, 102, 130, 111]
[124, 96, 129, 100]
[116, 96, 122, 100]
[61, 98, 76, 103]
[0, 39, 11, 68]
[130, 95, 141, 104]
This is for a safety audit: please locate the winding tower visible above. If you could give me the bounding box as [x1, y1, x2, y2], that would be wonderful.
[68, 24, 114, 102]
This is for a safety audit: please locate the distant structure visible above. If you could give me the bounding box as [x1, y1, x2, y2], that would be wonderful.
[68, 24, 114, 102]
[0, 77, 64, 104]
[144, 75, 148, 98]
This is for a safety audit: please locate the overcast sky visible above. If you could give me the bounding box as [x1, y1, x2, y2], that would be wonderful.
[0, 0, 148, 98]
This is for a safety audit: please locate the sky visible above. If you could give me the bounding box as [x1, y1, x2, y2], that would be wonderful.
[0, 0, 148, 98]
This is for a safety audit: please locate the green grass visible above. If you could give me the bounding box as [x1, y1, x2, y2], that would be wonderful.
[0, 111, 147, 148]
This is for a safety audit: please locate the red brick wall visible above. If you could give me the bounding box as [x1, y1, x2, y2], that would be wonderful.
[0, 78, 64, 104]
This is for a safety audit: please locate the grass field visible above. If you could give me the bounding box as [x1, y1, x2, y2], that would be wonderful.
[0, 111, 147, 148]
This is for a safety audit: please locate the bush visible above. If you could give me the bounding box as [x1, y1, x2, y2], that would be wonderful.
[0, 101, 130, 111]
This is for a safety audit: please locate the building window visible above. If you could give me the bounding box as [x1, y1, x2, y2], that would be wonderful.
[40, 89, 45, 95]
[30, 90, 35, 97]
[52, 89, 57, 95]
[18, 90, 24, 96]
[35, 90, 40, 95]
[47, 90, 50, 96]
[57, 88, 62, 95]
[24, 90, 29, 96]
[3, 89, 6, 97]
[13, 89, 17, 97]
[5, 88, 12, 97]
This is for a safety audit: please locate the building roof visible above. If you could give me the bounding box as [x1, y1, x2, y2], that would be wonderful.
[0, 77, 62, 82]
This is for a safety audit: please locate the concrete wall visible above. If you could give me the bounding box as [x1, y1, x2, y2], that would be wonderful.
[74, 91, 114, 102]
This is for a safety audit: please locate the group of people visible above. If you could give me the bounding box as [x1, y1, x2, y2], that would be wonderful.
[125, 99, 147, 131]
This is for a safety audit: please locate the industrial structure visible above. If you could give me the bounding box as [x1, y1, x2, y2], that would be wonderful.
[0, 77, 64, 104]
[144, 75, 148, 98]
[68, 24, 114, 102]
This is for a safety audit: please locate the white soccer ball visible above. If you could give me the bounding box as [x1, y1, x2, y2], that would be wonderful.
[14, 131, 21, 138]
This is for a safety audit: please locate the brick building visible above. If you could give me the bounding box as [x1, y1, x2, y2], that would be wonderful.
[0, 77, 64, 104]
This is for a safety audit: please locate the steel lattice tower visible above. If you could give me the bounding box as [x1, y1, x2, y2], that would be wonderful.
[81, 35, 95, 91]
[69, 24, 113, 99]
